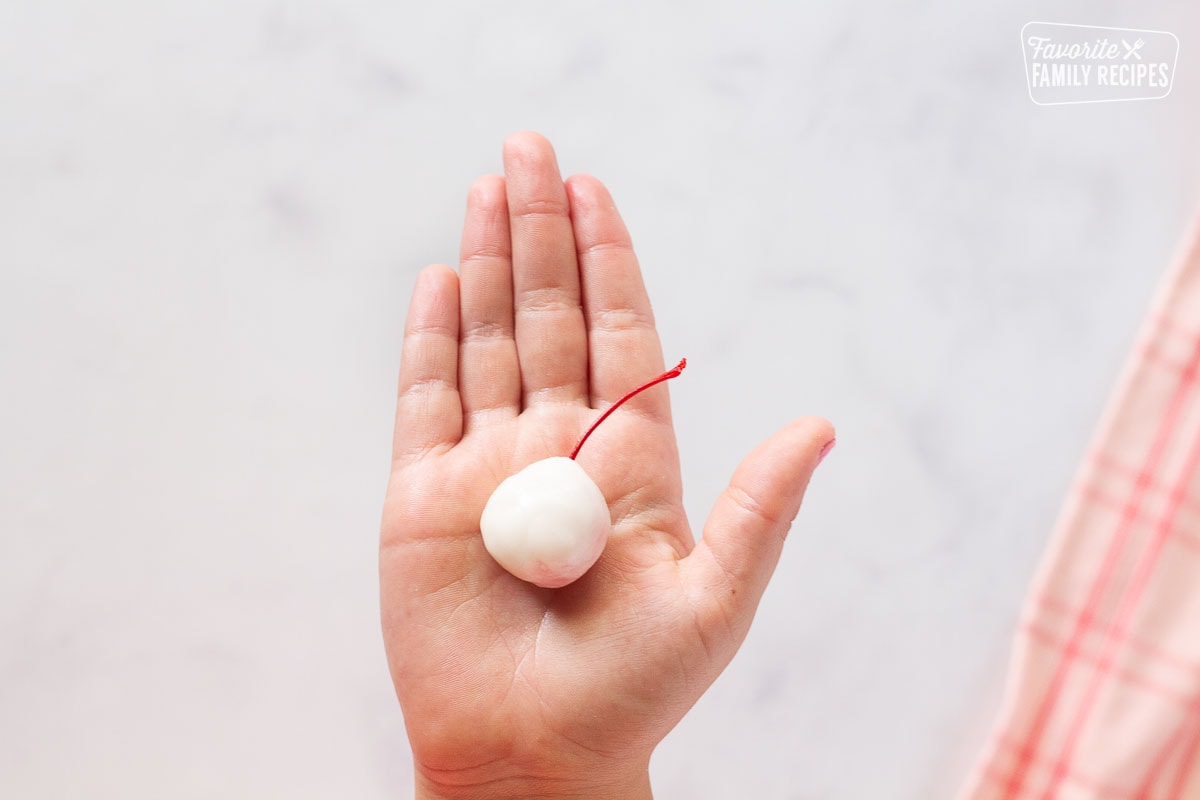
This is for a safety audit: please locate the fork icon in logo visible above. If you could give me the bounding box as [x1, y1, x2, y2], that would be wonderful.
[1122, 38, 1145, 60]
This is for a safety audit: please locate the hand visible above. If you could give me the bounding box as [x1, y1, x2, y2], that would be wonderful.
[380, 132, 835, 800]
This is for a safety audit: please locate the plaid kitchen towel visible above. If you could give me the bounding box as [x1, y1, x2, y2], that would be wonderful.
[959, 219, 1200, 800]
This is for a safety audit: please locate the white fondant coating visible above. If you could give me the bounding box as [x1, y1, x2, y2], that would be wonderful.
[480, 457, 611, 588]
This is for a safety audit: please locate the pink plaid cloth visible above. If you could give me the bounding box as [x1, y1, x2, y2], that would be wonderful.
[959, 220, 1200, 800]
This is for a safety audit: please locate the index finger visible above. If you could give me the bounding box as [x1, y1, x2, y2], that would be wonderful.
[565, 174, 666, 415]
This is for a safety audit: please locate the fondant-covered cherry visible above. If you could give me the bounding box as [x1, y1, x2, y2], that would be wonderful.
[480, 359, 687, 587]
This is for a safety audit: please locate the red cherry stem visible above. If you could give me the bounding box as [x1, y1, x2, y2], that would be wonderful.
[569, 358, 687, 460]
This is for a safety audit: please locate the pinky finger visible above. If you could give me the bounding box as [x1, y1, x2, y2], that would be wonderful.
[392, 264, 464, 462]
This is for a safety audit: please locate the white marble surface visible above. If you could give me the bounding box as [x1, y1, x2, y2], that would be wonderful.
[2, 1, 1199, 797]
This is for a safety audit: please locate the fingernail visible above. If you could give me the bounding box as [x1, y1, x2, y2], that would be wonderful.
[817, 438, 836, 466]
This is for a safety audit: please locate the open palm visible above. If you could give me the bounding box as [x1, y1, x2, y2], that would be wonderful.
[380, 132, 834, 800]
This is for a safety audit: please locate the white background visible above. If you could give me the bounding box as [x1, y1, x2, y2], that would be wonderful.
[2, 1, 1199, 797]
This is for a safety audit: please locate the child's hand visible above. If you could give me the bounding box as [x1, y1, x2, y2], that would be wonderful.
[380, 132, 834, 800]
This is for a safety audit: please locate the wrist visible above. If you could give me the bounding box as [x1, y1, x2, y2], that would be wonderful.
[414, 764, 652, 800]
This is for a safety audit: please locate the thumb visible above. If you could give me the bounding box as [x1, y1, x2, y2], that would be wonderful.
[682, 416, 835, 651]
